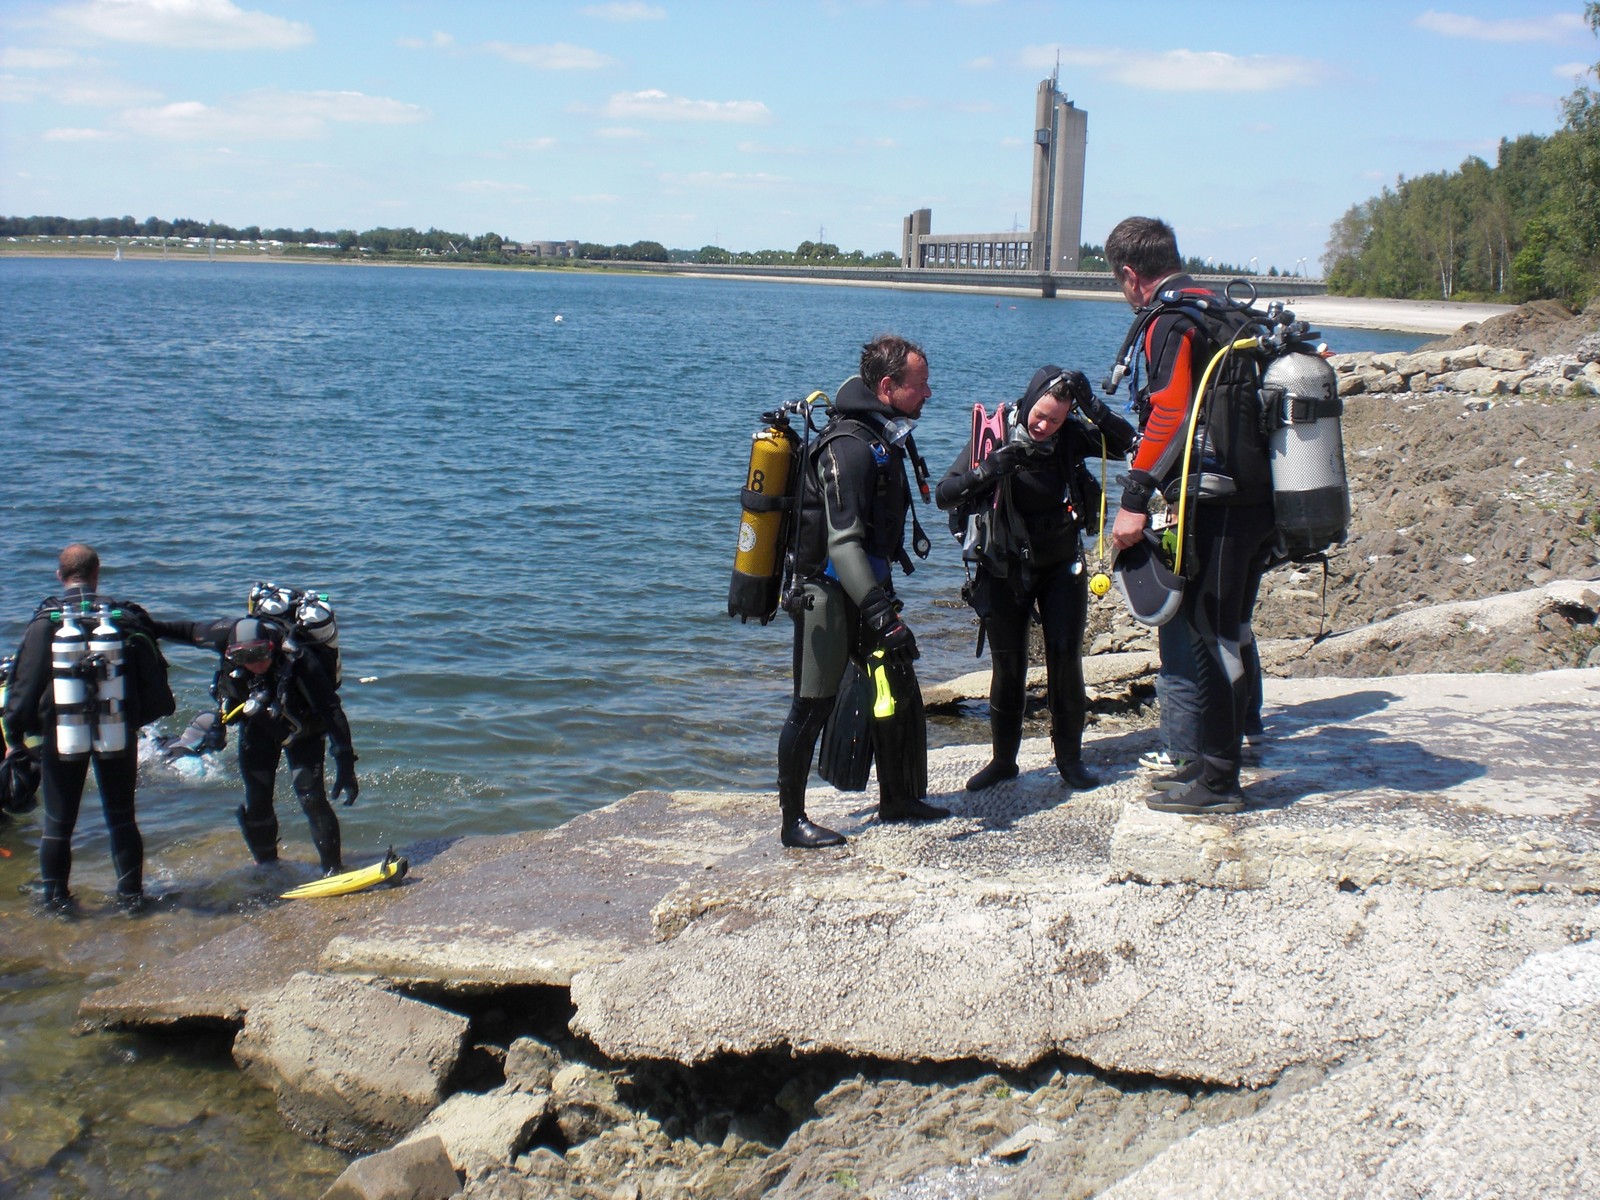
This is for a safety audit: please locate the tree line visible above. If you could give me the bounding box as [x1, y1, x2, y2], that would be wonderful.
[1325, 2, 1600, 306]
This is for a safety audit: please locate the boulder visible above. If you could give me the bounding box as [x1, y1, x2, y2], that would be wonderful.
[1480, 346, 1534, 370]
[322, 1135, 459, 1200]
[233, 973, 470, 1152]
[399, 1087, 549, 1178]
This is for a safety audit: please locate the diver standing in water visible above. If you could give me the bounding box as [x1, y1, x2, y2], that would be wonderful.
[2, 544, 169, 914]
[774, 334, 950, 848]
[936, 367, 1136, 791]
[156, 614, 357, 873]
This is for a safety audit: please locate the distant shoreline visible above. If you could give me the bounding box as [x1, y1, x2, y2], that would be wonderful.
[0, 244, 1509, 335]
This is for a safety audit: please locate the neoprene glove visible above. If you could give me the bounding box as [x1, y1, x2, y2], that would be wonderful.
[331, 754, 360, 806]
[860, 590, 919, 665]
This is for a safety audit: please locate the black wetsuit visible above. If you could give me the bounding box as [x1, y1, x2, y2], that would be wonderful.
[777, 376, 919, 829]
[1119, 275, 1277, 795]
[937, 389, 1135, 778]
[3, 587, 143, 905]
[156, 618, 354, 870]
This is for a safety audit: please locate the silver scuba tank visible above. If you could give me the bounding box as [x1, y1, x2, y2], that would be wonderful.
[52, 611, 92, 761]
[89, 607, 127, 757]
[293, 593, 340, 688]
[1262, 350, 1349, 557]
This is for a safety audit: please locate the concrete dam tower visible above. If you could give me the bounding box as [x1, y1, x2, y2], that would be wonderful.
[1031, 72, 1087, 273]
[902, 74, 1087, 282]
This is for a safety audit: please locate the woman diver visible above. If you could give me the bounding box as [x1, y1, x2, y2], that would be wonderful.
[935, 366, 1136, 791]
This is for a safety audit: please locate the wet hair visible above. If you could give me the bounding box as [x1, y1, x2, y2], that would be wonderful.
[860, 334, 926, 393]
[1105, 216, 1182, 280]
[57, 543, 100, 585]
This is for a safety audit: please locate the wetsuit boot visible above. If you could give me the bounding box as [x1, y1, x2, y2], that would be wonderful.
[777, 696, 845, 848]
[236, 804, 280, 864]
[966, 700, 1023, 791]
[1047, 644, 1098, 789]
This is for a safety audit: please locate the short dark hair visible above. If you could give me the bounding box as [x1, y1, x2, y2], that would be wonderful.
[1105, 216, 1182, 279]
[58, 543, 100, 584]
[860, 334, 926, 392]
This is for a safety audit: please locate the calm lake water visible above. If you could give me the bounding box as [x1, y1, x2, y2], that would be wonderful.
[0, 256, 1427, 1196]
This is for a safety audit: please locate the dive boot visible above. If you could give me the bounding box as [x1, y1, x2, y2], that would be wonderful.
[967, 701, 1023, 792]
[236, 805, 280, 864]
[878, 797, 951, 822]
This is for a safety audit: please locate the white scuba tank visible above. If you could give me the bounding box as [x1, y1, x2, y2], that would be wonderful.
[52, 612, 92, 760]
[1262, 350, 1350, 558]
[89, 607, 127, 756]
[294, 593, 341, 687]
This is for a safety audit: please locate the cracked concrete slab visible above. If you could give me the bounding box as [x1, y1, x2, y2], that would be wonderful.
[80, 669, 1600, 1092]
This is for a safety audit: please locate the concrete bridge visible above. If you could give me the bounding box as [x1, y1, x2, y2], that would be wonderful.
[611, 261, 1330, 299]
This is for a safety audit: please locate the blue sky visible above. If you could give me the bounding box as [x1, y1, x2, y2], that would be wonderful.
[1, 1, 1595, 271]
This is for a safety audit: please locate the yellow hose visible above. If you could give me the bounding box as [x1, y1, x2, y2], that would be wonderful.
[1171, 337, 1259, 575]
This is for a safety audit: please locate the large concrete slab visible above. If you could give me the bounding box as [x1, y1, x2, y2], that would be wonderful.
[81, 669, 1600, 1091]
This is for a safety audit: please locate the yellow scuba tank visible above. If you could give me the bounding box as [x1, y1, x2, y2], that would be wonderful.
[728, 416, 801, 625]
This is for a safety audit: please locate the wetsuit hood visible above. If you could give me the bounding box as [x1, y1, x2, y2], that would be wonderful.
[832, 374, 899, 426]
[1017, 364, 1064, 423]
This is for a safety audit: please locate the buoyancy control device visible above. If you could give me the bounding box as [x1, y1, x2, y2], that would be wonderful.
[1106, 279, 1350, 563]
[728, 391, 932, 625]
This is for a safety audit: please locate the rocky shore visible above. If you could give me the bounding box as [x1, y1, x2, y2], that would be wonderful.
[73, 300, 1600, 1200]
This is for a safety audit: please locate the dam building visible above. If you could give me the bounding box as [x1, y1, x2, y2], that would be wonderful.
[902, 73, 1087, 278]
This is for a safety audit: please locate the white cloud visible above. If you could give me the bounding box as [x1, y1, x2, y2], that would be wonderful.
[2, 47, 82, 69]
[398, 31, 455, 50]
[1553, 61, 1596, 82]
[596, 126, 644, 139]
[57, 79, 165, 105]
[43, 126, 117, 141]
[506, 136, 557, 151]
[660, 170, 787, 190]
[1032, 44, 1328, 92]
[572, 193, 619, 204]
[856, 136, 895, 148]
[484, 42, 613, 69]
[52, 0, 313, 51]
[581, 2, 666, 20]
[965, 55, 996, 69]
[119, 89, 426, 140]
[736, 140, 811, 155]
[1414, 11, 1587, 43]
[452, 180, 529, 194]
[602, 89, 770, 123]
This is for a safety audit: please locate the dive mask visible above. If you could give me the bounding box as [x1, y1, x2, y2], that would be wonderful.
[880, 416, 917, 447]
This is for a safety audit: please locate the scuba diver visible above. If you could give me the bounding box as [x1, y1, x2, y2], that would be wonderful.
[155, 614, 357, 873]
[775, 334, 949, 848]
[936, 366, 1136, 791]
[2, 544, 166, 914]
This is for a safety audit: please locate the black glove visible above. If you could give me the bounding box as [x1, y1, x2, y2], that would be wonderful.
[331, 753, 360, 806]
[972, 442, 1024, 486]
[860, 590, 919, 664]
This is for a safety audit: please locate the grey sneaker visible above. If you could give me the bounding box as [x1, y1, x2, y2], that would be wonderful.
[1138, 749, 1191, 772]
[1146, 780, 1246, 814]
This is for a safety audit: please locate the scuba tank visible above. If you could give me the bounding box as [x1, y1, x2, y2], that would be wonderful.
[51, 610, 92, 761]
[1262, 350, 1350, 559]
[88, 606, 127, 757]
[248, 581, 298, 619]
[293, 592, 341, 688]
[729, 410, 803, 625]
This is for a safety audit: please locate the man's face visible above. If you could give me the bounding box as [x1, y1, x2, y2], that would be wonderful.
[879, 352, 930, 418]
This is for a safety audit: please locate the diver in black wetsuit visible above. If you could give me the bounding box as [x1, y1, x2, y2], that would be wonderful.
[936, 366, 1136, 791]
[156, 615, 357, 872]
[2, 544, 147, 914]
[775, 334, 949, 848]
